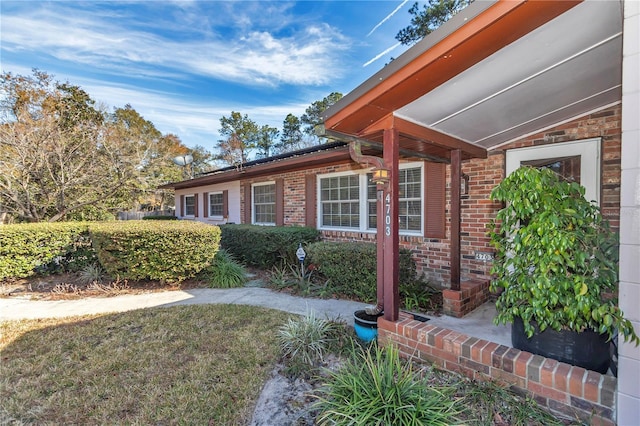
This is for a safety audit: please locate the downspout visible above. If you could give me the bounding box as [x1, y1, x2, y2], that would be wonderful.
[348, 140, 385, 171]
[348, 141, 386, 316]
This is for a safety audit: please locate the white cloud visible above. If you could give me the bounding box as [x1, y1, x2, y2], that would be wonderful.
[1, 4, 350, 87]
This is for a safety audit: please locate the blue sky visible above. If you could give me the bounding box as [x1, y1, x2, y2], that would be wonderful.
[1, 0, 420, 152]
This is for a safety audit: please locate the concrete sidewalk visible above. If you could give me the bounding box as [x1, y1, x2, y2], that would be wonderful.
[0, 287, 369, 324]
[0, 287, 510, 347]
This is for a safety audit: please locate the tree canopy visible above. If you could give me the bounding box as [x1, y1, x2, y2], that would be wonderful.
[215, 111, 259, 167]
[213, 92, 343, 166]
[396, 0, 471, 46]
[277, 113, 304, 154]
[300, 92, 343, 140]
[0, 70, 209, 222]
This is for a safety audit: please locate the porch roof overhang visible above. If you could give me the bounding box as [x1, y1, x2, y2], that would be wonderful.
[322, 0, 622, 157]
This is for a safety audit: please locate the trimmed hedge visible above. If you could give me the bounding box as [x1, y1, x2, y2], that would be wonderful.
[306, 241, 417, 302]
[90, 220, 220, 282]
[220, 224, 321, 268]
[0, 222, 95, 280]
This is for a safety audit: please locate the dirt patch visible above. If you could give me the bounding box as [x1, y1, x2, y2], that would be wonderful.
[0, 267, 274, 301]
[251, 355, 344, 426]
[0, 273, 210, 301]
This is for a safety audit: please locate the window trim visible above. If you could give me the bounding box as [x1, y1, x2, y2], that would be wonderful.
[506, 138, 601, 204]
[317, 162, 424, 236]
[184, 194, 196, 217]
[251, 181, 276, 226]
[208, 192, 224, 218]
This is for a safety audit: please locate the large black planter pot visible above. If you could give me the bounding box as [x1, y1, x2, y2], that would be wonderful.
[511, 317, 611, 374]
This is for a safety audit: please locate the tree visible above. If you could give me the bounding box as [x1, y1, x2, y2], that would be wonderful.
[276, 113, 304, 154]
[396, 0, 471, 46]
[0, 70, 131, 222]
[0, 70, 195, 222]
[300, 92, 343, 143]
[256, 125, 279, 159]
[189, 144, 216, 175]
[216, 111, 259, 166]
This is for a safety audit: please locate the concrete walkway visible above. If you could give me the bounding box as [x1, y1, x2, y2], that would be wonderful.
[0, 287, 511, 346]
[0, 287, 369, 324]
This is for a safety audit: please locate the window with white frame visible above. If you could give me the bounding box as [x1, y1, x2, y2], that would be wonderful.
[253, 183, 276, 225]
[184, 195, 195, 216]
[319, 163, 423, 234]
[320, 174, 360, 228]
[208, 192, 224, 217]
[506, 138, 600, 204]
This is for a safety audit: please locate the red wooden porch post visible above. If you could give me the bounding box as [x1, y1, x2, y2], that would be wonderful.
[382, 128, 400, 321]
[450, 149, 461, 291]
[376, 188, 385, 312]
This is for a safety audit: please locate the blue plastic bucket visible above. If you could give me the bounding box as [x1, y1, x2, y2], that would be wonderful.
[354, 310, 382, 343]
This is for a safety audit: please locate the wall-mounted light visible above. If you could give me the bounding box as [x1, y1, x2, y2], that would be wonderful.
[371, 168, 390, 186]
[461, 173, 470, 196]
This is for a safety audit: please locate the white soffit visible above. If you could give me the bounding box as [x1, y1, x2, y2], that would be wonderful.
[395, 0, 623, 149]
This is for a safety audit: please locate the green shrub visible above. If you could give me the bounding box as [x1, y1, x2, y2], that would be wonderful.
[220, 224, 320, 268]
[200, 249, 247, 288]
[0, 222, 95, 279]
[489, 166, 639, 344]
[306, 242, 416, 303]
[313, 344, 458, 425]
[90, 220, 220, 283]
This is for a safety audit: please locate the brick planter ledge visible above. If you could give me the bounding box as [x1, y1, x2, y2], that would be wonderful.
[378, 312, 616, 426]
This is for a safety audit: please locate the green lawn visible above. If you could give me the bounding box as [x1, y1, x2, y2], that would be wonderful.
[0, 305, 291, 425]
[0, 303, 579, 425]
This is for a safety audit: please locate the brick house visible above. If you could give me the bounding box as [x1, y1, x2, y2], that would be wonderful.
[162, 1, 639, 423]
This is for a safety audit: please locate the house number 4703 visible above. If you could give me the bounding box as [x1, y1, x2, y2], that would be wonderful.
[385, 193, 391, 236]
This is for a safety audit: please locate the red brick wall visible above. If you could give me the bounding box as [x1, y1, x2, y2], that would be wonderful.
[379, 313, 617, 425]
[455, 105, 622, 285]
[238, 105, 622, 288]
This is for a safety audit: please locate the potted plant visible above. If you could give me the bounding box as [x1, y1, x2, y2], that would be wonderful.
[488, 166, 639, 373]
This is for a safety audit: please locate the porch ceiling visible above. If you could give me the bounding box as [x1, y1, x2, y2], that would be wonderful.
[323, 0, 622, 157]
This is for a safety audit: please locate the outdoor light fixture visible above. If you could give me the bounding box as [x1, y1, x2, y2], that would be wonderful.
[371, 168, 390, 186]
[461, 173, 470, 196]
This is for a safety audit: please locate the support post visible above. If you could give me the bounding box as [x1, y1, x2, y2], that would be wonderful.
[382, 128, 399, 321]
[450, 149, 462, 291]
[375, 189, 385, 312]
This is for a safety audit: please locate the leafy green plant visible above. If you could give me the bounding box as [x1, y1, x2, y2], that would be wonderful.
[268, 263, 291, 289]
[78, 263, 106, 285]
[306, 241, 416, 302]
[201, 249, 247, 288]
[313, 344, 459, 425]
[401, 276, 441, 312]
[488, 166, 639, 344]
[278, 311, 337, 377]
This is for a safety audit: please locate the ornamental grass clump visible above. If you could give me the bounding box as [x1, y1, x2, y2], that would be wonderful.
[278, 311, 337, 377]
[201, 249, 247, 288]
[313, 344, 459, 426]
[488, 166, 639, 345]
